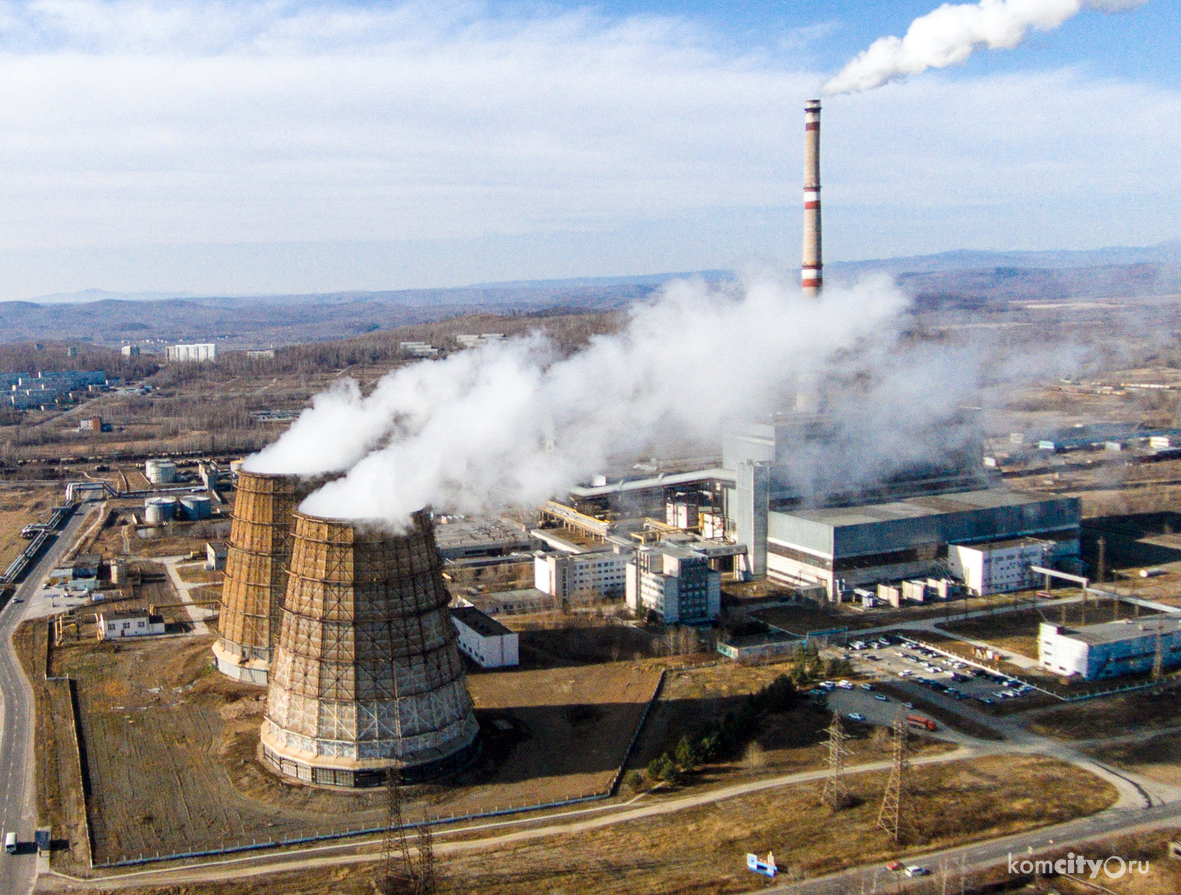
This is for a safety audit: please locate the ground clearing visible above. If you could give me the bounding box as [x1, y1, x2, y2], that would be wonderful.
[1087, 731, 1181, 789]
[1027, 684, 1181, 740]
[0, 485, 61, 569]
[937, 597, 1157, 660]
[46, 633, 660, 867]
[48, 754, 1116, 895]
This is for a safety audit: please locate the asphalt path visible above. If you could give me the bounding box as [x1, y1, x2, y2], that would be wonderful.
[0, 506, 92, 895]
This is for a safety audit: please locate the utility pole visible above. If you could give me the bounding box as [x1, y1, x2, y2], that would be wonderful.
[823, 711, 852, 808]
[878, 713, 911, 844]
[1153, 628, 1164, 681]
[1096, 536, 1106, 586]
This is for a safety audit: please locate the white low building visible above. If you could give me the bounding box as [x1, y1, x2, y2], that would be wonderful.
[533, 550, 630, 601]
[947, 538, 1054, 596]
[626, 545, 721, 624]
[97, 609, 165, 640]
[451, 607, 519, 669]
[1039, 617, 1181, 679]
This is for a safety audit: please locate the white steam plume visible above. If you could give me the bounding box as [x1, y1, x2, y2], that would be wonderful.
[249, 274, 951, 525]
[823, 0, 1149, 96]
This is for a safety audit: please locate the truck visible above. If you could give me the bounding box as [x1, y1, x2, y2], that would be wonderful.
[5, 832, 17, 854]
[906, 714, 938, 732]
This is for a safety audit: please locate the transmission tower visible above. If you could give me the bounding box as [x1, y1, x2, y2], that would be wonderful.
[822, 711, 853, 808]
[377, 768, 416, 895]
[877, 713, 911, 844]
[415, 814, 438, 895]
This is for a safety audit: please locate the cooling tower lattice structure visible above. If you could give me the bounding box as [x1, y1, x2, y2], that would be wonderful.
[259, 510, 479, 788]
[214, 471, 312, 685]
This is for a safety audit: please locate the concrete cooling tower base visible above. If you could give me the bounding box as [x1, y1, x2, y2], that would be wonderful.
[260, 510, 480, 788]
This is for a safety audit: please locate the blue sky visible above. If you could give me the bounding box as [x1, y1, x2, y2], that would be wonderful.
[0, 0, 1176, 299]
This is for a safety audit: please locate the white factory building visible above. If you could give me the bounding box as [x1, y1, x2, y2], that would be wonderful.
[626, 545, 721, 625]
[534, 550, 629, 601]
[97, 609, 165, 640]
[1039, 617, 1181, 680]
[451, 606, 519, 669]
[948, 537, 1055, 596]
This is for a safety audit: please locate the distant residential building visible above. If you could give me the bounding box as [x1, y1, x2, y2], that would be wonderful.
[451, 606, 519, 669]
[1039, 617, 1181, 679]
[534, 550, 630, 600]
[121, 345, 140, 358]
[626, 545, 721, 624]
[79, 416, 103, 432]
[97, 609, 165, 641]
[167, 343, 217, 362]
[246, 348, 276, 359]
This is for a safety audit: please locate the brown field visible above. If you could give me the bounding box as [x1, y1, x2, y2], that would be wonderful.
[1027, 684, 1181, 740]
[50, 754, 1117, 895]
[632, 662, 954, 778]
[1087, 730, 1181, 788]
[40, 631, 661, 867]
[0, 485, 61, 569]
[937, 596, 1151, 660]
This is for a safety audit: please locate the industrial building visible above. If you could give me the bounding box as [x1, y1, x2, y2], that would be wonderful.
[948, 537, 1055, 595]
[261, 510, 479, 787]
[97, 609, 165, 640]
[451, 606, 520, 669]
[763, 490, 1080, 601]
[534, 550, 630, 601]
[1039, 617, 1181, 679]
[167, 343, 217, 362]
[626, 545, 721, 624]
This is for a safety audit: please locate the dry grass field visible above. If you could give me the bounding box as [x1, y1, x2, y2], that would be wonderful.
[0, 485, 61, 569]
[1088, 731, 1181, 788]
[1027, 684, 1181, 740]
[37, 631, 661, 867]
[49, 754, 1117, 895]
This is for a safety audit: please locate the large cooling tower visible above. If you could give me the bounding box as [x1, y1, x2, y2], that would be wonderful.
[214, 471, 313, 685]
[259, 510, 479, 788]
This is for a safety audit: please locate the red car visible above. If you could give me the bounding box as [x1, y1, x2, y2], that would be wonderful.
[886, 861, 904, 872]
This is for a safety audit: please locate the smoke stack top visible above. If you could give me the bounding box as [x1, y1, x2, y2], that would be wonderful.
[802, 99, 822, 297]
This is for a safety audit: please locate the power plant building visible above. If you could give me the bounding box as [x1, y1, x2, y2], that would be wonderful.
[451, 606, 520, 669]
[626, 545, 722, 624]
[947, 537, 1055, 596]
[260, 510, 479, 787]
[1039, 617, 1181, 680]
[764, 490, 1080, 601]
[534, 550, 630, 601]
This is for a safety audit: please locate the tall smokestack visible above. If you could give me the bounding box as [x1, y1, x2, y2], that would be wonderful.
[802, 98, 822, 297]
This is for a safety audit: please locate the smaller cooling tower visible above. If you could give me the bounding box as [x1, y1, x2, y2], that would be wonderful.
[214, 471, 312, 685]
[259, 510, 479, 788]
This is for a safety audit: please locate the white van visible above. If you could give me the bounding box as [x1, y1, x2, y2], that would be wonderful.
[5, 832, 17, 854]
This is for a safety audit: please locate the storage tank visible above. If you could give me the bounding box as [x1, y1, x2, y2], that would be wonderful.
[180, 494, 212, 520]
[260, 509, 479, 787]
[145, 458, 177, 485]
[144, 497, 177, 524]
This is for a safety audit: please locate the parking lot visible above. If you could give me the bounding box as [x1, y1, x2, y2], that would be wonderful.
[843, 634, 1039, 708]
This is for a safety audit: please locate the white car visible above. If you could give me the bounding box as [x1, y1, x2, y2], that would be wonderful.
[905, 866, 931, 878]
[846, 712, 866, 722]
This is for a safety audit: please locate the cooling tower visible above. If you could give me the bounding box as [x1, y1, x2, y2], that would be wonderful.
[259, 510, 479, 788]
[802, 98, 822, 297]
[213, 471, 313, 685]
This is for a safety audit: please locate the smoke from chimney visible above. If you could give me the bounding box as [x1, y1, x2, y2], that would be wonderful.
[823, 0, 1149, 97]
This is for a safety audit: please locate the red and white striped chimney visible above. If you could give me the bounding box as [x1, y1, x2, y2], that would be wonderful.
[802, 99, 822, 296]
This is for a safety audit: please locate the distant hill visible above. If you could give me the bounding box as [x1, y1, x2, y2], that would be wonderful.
[6, 244, 1180, 348]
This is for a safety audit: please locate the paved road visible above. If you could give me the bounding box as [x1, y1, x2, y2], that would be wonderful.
[0, 506, 92, 895]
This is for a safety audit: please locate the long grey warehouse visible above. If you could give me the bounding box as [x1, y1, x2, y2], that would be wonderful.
[765, 489, 1081, 600]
